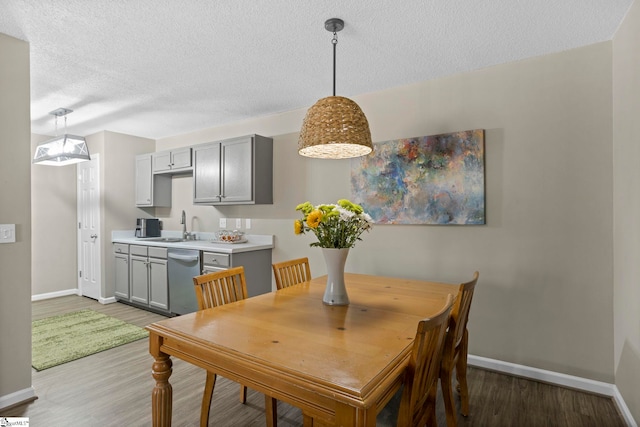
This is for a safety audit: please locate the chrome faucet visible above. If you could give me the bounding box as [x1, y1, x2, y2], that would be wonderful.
[180, 210, 189, 240]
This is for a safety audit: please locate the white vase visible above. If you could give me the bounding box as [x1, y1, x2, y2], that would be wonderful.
[321, 248, 350, 306]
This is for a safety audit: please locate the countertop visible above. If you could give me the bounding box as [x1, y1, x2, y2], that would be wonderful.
[112, 230, 274, 254]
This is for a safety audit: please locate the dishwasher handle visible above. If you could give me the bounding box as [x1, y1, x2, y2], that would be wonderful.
[168, 253, 200, 262]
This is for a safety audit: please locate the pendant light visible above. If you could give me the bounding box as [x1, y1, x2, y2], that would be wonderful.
[33, 108, 90, 166]
[298, 18, 373, 159]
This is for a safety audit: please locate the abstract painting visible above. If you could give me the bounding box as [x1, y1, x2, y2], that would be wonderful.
[350, 129, 485, 225]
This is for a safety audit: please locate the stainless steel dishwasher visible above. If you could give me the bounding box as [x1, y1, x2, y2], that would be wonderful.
[167, 248, 200, 315]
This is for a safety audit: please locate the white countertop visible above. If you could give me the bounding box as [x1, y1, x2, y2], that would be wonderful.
[112, 230, 274, 254]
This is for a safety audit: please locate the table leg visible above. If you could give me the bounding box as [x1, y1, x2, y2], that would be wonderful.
[265, 395, 277, 427]
[151, 352, 173, 426]
[335, 403, 376, 427]
[302, 414, 314, 427]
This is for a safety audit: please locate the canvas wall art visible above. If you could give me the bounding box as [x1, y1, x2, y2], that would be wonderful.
[350, 129, 485, 225]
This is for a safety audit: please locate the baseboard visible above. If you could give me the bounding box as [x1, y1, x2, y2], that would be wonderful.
[468, 355, 637, 427]
[0, 387, 36, 411]
[613, 385, 638, 427]
[32, 291, 117, 305]
[31, 288, 80, 301]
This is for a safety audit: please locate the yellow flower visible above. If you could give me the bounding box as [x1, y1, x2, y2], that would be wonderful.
[306, 210, 323, 229]
[294, 220, 303, 235]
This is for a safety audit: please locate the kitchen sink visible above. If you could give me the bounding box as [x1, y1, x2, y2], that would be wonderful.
[142, 237, 187, 242]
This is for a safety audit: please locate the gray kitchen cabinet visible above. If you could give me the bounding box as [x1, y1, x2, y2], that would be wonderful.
[201, 249, 272, 297]
[128, 245, 169, 314]
[113, 244, 129, 300]
[135, 154, 171, 207]
[149, 255, 168, 311]
[193, 134, 273, 205]
[153, 147, 192, 174]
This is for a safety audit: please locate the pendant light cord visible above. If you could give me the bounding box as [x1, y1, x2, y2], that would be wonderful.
[332, 31, 338, 97]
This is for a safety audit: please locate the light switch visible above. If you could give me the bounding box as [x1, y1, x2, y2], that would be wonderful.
[219, 218, 227, 228]
[0, 224, 16, 243]
[235, 218, 242, 229]
[245, 218, 251, 229]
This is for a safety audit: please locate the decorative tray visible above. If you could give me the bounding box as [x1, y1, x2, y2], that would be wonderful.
[208, 238, 248, 244]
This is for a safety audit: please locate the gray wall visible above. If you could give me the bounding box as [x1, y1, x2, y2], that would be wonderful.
[613, 0, 640, 421]
[31, 133, 77, 297]
[158, 42, 615, 384]
[0, 33, 33, 406]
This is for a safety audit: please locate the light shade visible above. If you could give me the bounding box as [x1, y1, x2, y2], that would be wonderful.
[33, 134, 91, 166]
[298, 96, 373, 159]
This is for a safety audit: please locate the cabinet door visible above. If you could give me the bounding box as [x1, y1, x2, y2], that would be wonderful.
[136, 154, 171, 207]
[221, 137, 253, 203]
[152, 151, 172, 173]
[149, 258, 168, 311]
[171, 147, 192, 170]
[193, 143, 221, 203]
[130, 255, 149, 304]
[135, 154, 153, 206]
[114, 253, 130, 300]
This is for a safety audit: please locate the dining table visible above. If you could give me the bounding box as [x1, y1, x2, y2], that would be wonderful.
[146, 272, 459, 427]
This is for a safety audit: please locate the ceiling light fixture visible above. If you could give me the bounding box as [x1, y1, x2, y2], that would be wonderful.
[298, 18, 373, 159]
[33, 108, 90, 166]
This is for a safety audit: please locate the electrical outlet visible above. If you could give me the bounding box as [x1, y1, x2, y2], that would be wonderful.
[235, 218, 242, 229]
[0, 224, 16, 243]
[219, 218, 227, 228]
[245, 218, 252, 229]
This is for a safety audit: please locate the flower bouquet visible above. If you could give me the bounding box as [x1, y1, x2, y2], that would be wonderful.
[294, 199, 373, 305]
[294, 199, 373, 248]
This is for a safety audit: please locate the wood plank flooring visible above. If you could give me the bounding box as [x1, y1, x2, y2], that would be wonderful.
[4, 295, 626, 426]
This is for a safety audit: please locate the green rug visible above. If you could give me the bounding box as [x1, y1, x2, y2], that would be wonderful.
[32, 309, 148, 371]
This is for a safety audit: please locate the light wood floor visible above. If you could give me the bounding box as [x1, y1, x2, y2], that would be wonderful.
[5, 295, 626, 426]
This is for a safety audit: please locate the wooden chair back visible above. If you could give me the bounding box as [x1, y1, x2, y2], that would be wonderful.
[397, 294, 455, 427]
[272, 257, 312, 290]
[193, 266, 248, 310]
[450, 271, 479, 349]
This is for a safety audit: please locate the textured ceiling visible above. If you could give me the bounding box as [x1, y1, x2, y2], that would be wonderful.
[0, 0, 633, 139]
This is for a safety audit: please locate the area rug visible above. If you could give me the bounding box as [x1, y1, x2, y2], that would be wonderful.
[32, 309, 148, 371]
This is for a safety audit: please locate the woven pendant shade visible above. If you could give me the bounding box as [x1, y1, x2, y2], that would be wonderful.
[298, 96, 373, 159]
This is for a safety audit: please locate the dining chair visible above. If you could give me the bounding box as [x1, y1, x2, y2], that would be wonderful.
[272, 257, 312, 289]
[193, 266, 277, 427]
[439, 271, 480, 427]
[377, 294, 455, 427]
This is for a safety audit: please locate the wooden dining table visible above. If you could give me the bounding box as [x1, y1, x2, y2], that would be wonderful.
[146, 272, 459, 427]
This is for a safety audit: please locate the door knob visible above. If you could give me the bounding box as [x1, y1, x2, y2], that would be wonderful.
[90, 234, 98, 239]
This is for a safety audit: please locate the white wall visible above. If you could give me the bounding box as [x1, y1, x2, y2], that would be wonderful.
[158, 42, 615, 383]
[613, 0, 640, 421]
[0, 33, 33, 408]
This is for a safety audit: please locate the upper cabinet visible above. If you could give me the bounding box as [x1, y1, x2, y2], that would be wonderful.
[153, 147, 192, 174]
[134, 134, 272, 208]
[135, 154, 171, 207]
[193, 134, 273, 205]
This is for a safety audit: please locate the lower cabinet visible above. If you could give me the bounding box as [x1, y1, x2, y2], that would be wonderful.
[113, 241, 273, 316]
[202, 249, 272, 297]
[115, 244, 169, 315]
[114, 244, 130, 300]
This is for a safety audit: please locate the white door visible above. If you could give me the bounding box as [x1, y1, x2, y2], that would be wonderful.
[77, 154, 101, 300]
